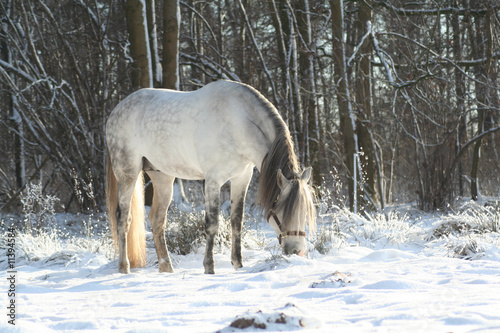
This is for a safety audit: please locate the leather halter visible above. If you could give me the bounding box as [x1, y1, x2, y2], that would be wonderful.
[266, 209, 306, 245]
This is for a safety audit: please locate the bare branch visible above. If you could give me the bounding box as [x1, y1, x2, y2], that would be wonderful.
[376, 1, 498, 16]
[236, 0, 278, 104]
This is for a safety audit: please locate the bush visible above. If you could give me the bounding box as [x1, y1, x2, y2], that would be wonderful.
[426, 201, 500, 260]
[428, 201, 500, 240]
[165, 205, 236, 255]
[20, 182, 60, 234]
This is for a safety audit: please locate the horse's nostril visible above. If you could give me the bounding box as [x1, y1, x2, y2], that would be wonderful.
[283, 245, 300, 256]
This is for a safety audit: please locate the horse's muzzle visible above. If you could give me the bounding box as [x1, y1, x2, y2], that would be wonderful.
[283, 242, 305, 256]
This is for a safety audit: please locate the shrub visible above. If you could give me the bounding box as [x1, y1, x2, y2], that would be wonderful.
[20, 182, 60, 234]
[165, 206, 234, 255]
[428, 201, 500, 240]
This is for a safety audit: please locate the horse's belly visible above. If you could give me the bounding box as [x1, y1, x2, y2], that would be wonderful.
[159, 164, 204, 180]
[145, 148, 204, 180]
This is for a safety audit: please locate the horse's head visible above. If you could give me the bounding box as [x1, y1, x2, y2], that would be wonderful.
[267, 167, 316, 256]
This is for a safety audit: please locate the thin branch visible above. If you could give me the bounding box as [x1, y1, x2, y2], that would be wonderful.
[377, 31, 499, 90]
[376, 1, 498, 16]
[0, 59, 36, 82]
[372, 52, 500, 69]
[180, 52, 240, 82]
[441, 125, 500, 193]
[237, 0, 278, 104]
[453, 125, 500, 170]
[179, 0, 219, 54]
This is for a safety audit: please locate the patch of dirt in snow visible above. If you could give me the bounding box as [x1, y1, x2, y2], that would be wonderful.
[246, 253, 311, 273]
[218, 303, 322, 332]
[309, 271, 351, 288]
[246, 255, 292, 273]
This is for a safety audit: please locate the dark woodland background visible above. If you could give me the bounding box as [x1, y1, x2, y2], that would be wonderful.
[1, 0, 499, 213]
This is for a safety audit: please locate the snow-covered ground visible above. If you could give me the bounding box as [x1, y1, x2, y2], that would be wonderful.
[2, 198, 500, 332]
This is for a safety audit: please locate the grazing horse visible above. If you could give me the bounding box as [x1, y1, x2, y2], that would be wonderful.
[106, 80, 316, 274]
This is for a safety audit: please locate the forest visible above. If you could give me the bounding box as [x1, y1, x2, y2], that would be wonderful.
[1, 0, 499, 213]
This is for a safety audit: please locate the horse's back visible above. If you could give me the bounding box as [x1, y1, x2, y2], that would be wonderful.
[108, 81, 245, 132]
[106, 81, 276, 180]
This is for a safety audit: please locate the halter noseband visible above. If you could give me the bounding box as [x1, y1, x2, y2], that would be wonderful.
[266, 209, 306, 245]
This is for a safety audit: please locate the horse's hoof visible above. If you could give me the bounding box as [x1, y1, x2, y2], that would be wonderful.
[119, 266, 130, 274]
[204, 264, 215, 274]
[159, 267, 174, 273]
[232, 261, 243, 270]
[159, 261, 174, 273]
[203, 257, 215, 274]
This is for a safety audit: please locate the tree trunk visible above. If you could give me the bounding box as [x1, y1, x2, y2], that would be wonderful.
[452, 1, 466, 197]
[125, 0, 152, 90]
[1, 0, 25, 191]
[146, 0, 161, 87]
[296, 0, 321, 186]
[227, 0, 247, 82]
[355, 0, 378, 210]
[471, 5, 494, 201]
[331, 0, 357, 212]
[268, 0, 290, 117]
[163, 0, 179, 90]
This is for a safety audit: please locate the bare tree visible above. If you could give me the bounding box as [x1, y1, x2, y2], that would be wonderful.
[125, 0, 153, 89]
[1, 0, 25, 192]
[470, 4, 495, 200]
[146, 0, 162, 87]
[374, 0, 499, 209]
[163, 0, 179, 90]
[1, 0, 498, 213]
[331, 0, 359, 211]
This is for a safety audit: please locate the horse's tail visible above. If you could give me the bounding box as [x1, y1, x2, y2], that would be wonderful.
[127, 172, 146, 268]
[106, 152, 119, 251]
[106, 151, 146, 268]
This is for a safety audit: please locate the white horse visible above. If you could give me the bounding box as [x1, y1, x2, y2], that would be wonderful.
[106, 80, 316, 274]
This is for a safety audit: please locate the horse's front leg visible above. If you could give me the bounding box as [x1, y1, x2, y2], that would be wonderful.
[203, 180, 220, 274]
[230, 168, 252, 270]
[230, 197, 244, 270]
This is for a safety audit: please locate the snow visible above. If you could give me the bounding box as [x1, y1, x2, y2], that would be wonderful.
[2, 200, 500, 332]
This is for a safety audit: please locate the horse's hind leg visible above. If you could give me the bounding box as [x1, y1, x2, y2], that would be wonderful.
[229, 167, 253, 270]
[147, 171, 175, 273]
[116, 176, 139, 274]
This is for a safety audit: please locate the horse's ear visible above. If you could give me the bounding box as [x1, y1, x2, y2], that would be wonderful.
[300, 167, 312, 183]
[277, 169, 288, 189]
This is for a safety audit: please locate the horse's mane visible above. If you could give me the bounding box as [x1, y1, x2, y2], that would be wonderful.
[256, 120, 299, 211]
[249, 87, 316, 230]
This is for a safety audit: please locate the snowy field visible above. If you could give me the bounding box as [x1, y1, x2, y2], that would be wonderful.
[2, 196, 500, 332]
